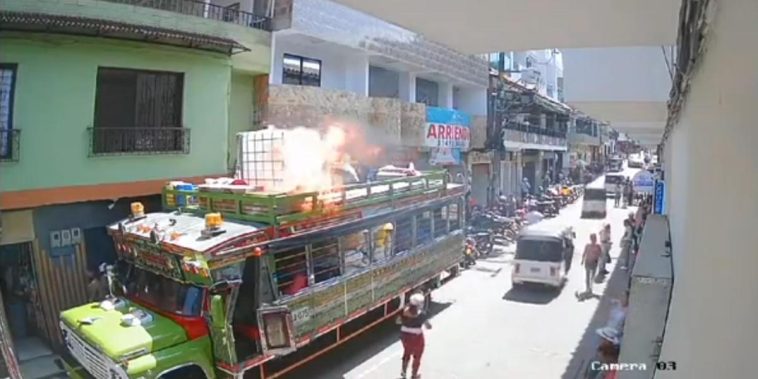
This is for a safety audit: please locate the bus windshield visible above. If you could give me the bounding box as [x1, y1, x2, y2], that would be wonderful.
[119, 263, 204, 317]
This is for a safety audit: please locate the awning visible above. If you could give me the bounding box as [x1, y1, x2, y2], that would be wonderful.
[0, 11, 249, 55]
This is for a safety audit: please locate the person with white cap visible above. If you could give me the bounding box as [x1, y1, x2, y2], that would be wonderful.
[396, 292, 432, 379]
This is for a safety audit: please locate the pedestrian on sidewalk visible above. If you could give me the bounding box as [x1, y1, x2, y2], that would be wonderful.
[598, 224, 612, 275]
[613, 184, 622, 208]
[623, 178, 633, 208]
[397, 292, 432, 379]
[620, 220, 633, 270]
[581, 233, 603, 295]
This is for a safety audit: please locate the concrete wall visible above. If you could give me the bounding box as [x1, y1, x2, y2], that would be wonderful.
[229, 72, 256, 169]
[657, 1, 758, 378]
[0, 34, 231, 192]
[2, 0, 272, 74]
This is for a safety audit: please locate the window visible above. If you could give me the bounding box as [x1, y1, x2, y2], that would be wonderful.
[93, 68, 185, 155]
[282, 54, 321, 87]
[123, 266, 203, 316]
[273, 247, 309, 296]
[415, 78, 439, 107]
[417, 211, 433, 245]
[0, 64, 17, 161]
[433, 206, 447, 238]
[394, 216, 414, 254]
[525, 56, 534, 68]
[310, 238, 340, 283]
[448, 202, 461, 231]
[341, 230, 370, 275]
[372, 223, 394, 262]
[223, 3, 240, 22]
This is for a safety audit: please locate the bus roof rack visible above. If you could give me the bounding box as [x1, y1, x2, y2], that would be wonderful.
[163, 170, 451, 225]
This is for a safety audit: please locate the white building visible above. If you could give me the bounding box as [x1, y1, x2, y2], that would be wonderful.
[488, 49, 564, 102]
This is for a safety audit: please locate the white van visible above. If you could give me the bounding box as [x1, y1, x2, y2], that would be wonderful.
[512, 225, 575, 289]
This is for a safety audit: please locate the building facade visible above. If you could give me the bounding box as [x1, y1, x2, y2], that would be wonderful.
[0, 0, 272, 376]
[487, 70, 571, 200]
[264, 0, 489, 202]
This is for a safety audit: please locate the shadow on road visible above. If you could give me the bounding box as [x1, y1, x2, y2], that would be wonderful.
[283, 301, 453, 379]
[502, 284, 561, 305]
[560, 261, 629, 379]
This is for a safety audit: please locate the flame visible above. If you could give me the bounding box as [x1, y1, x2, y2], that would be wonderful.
[268, 125, 356, 194]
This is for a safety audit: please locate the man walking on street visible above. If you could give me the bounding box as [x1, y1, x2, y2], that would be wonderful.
[397, 292, 432, 379]
[613, 183, 622, 208]
[581, 233, 603, 295]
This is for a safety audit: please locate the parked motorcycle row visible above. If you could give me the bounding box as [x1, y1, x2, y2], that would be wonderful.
[461, 182, 584, 269]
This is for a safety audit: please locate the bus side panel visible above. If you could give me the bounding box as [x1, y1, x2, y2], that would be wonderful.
[275, 233, 464, 341]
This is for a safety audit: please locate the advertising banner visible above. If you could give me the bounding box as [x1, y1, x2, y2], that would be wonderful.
[424, 107, 471, 150]
[425, 107, 470, 166]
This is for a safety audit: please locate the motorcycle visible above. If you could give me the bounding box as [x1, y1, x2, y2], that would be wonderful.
[461, 238, 478, 268]
[465, 226, 494, 257]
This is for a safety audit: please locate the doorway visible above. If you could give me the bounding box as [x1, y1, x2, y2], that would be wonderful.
[0, 242, 66, 378]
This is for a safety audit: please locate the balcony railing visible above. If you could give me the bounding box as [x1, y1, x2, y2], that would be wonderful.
[504, 121, 567, 139]
[0, 129, 20, 162]
[88, 127, 191, 156]
[105, 0, 271, 31]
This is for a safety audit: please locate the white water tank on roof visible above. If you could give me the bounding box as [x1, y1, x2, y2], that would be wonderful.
[236, 126, 286, 190]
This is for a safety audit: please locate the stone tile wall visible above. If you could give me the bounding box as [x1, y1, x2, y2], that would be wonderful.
[264, 85, 428, 147]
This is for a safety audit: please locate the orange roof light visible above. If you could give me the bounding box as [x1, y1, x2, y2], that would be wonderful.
[131, 202, 145, 218]
[205, 213, 223, 230]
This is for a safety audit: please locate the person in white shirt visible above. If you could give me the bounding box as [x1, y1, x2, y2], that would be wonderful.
[524, 207, 544, 225]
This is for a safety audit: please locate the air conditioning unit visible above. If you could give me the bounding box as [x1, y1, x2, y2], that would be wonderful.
[520, 68, 541, 84]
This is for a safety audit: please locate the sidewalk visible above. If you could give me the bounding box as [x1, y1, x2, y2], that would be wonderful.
[561, 244, 631, 379]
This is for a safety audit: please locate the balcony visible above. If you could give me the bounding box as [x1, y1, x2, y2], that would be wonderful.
[88, 127, 191, 156]
[104, 0, 271, 31]
[502, 122, 567, 151]
[0, 129, 20, 163]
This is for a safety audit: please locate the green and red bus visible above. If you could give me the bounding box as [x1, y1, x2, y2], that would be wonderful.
[60, 170, 465, 379]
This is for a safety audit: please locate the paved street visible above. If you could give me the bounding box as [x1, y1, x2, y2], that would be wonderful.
[286, 168, 640, 379]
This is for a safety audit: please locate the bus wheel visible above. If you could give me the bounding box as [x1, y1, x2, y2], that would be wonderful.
[449, 264, 461, 278]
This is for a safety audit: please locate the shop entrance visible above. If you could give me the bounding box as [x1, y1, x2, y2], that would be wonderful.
[0, 242, 65, 378]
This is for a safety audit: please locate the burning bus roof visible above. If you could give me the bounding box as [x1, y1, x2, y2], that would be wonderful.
[107, 212, 264, 253]
[108, 170, 463, 260]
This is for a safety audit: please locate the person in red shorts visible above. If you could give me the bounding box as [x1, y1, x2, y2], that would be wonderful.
[397, 292, 432, 379]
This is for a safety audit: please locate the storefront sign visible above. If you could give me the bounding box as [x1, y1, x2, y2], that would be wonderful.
[632, 170, 655, 194]
[654, 180, 666, 214]
[424, 107, 471, 150]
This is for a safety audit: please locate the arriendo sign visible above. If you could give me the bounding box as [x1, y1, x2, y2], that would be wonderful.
[424, 107, 471, 150]
[425, 123, 470, 149]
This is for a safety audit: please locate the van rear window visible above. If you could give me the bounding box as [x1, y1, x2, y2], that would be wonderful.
[515, 240, 563, 262]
